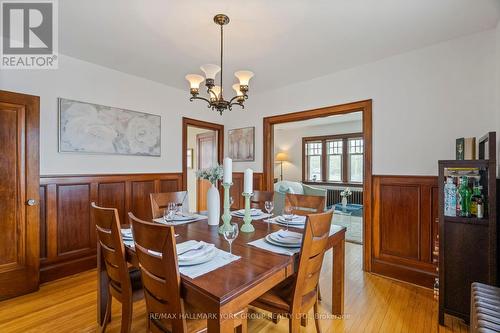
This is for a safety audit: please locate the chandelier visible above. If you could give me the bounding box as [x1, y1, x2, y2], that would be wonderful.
[185, 14, 254, 115]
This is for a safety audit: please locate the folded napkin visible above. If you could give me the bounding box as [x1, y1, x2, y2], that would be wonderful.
[248, 238, 301, 256]
[121, 228, 133, 239]
[177, 241, 215, 261]
[233, 208, 262, 216]
[272, 229, 303, 244]
[277, 215, 306, 223]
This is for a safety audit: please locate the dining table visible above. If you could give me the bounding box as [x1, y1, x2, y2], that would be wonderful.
[97, 215, 346, 333]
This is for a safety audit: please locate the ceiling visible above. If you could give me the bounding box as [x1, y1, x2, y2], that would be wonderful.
[275, 112, 362, 130]
[60, 0, 500, 93]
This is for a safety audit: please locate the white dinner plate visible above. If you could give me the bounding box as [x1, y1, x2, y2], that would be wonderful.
[234, 209, 262, 217]
[265, 234, 302, 248]
[276, 216, 305, 225]
[178, 247, 217, 266]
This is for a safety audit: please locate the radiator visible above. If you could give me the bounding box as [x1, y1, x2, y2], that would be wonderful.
[326, 188, 363, 207]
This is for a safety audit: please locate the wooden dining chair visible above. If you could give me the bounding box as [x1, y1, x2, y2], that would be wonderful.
[128, 213, 248, 333]
[251, 190, 275, 209]
[285, 193, 325, 216]
[150, 191, 189, 219]
[250, 210, 333, 333]
[91, 203, 143, 333]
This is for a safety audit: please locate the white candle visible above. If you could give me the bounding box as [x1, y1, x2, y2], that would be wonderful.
[223, 157, 232, 184]
[244, 168, 253, 194]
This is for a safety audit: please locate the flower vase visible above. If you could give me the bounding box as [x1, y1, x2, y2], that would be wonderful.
[207, 184, 220, 226]
[341, 196, 348, 208]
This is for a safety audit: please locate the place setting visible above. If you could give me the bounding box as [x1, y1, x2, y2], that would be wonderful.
[120, 223, 241, 279]
[267, 206, 307, 229]
[153, 202, 208, 225]
[248, 228, 303, 256]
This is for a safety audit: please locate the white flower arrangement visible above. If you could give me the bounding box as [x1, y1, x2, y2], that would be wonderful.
[196, 164, 224, 186]
[340, 187, 352, 198]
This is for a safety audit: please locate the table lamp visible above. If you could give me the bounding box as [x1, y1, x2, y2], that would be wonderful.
[275, 152, 288, 181]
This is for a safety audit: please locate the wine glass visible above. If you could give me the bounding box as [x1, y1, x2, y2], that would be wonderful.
[283, 206, 294, 231]
[223, 223, 239, 257]
[264, 201, 274, 230]
[163, 202, 176, 223]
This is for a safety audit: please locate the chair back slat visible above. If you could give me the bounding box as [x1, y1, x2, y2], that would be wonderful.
[251, 190, 274, 209]
[150, 191, 189, 219]
[129, 213, 187, 333]
[91, 202, 132, 298]
[291, 210, 332, 314]
[285, 193, 325, 216]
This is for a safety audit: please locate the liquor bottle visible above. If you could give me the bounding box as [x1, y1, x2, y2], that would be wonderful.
[458, 176, 472, 217]
[470, 183, 484, 217]
[444, 177, 457, 216]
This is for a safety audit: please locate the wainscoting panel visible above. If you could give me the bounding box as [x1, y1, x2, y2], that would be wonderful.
[39, 173, 183, 283]
[372, 175, 438, 288]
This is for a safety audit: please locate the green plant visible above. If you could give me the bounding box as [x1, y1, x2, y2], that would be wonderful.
[196, 164, 224, 186]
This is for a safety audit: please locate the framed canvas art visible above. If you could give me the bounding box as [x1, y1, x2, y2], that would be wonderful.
[228, 126, 255, 161]
[58, 98, 161, 156]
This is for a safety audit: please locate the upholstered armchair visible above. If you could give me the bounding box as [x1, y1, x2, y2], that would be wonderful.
[273, 181, 327, 216]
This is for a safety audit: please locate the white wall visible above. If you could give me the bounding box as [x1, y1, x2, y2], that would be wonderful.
[0, 55, 225, 175]
[274, 120, 362, 181]
[225, 29, 498, 176]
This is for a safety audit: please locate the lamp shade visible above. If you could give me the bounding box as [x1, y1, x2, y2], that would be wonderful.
[235, 70, 254, 86]
[200, 64, 221, 80]
[211, 85, 222, 99]
[185, 74, 205, 89]
[275, 152, 288, 162]
[232, 83, 243, 96]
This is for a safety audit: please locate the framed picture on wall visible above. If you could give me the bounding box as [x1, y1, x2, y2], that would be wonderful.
[187, 148, 194, 169]
[58, 98, 161, 156]
[228, 126, 255, 161]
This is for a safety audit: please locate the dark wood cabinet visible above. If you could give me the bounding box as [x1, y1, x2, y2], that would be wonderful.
[438, 132, 498, 324]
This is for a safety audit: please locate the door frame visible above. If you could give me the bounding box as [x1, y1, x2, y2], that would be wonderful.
[182, 117, 224, 191]
[262, 100, 373, 272]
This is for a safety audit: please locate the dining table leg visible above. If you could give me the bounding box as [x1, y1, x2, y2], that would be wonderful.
[97, 244, 110, 328]
[205, 302, 237, 333]
[331, 236, 345, 316]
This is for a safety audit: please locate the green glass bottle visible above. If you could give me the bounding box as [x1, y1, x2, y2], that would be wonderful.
[458, 176, 472, 217]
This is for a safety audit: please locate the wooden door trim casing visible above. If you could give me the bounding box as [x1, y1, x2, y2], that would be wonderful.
[182, 117, 224, 191]
[263, 100, 372, 272]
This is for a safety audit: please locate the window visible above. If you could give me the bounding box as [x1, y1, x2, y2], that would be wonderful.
[349, 138, 363, 182]
[327, 140, 342, 182]
[303, 134, 363, 184]
[305, 141, 322, 181]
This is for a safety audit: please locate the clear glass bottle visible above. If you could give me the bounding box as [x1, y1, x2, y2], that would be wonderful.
[444, 177, 457, 217]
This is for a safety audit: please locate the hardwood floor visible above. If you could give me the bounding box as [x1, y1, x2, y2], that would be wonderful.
[0, 243, 468, 332]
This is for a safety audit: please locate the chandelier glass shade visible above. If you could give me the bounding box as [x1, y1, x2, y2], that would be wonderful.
[185, 14, 253, 115]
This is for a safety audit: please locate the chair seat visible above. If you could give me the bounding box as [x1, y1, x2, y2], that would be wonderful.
[251, 277, 294, 312]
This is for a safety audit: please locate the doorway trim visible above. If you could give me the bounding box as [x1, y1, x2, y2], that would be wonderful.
[262, 100, 372, 271]
[182, 117, 224, 191]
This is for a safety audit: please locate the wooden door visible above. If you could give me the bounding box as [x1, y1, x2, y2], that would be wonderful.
[197, 131, 217, 212]
[0, 90, 40, 299]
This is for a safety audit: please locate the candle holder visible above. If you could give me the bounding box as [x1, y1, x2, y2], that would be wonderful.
[240, 192, 255, 233]
[219, 182, 233, 234]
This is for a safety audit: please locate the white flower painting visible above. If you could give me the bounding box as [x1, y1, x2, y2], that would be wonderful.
[58, 98, 161, 156]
